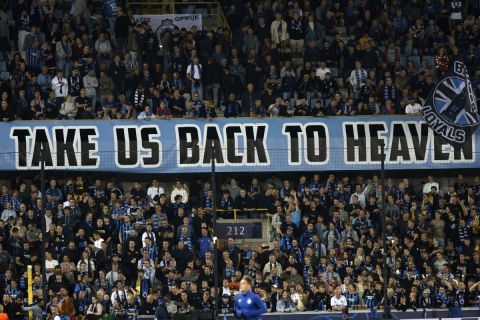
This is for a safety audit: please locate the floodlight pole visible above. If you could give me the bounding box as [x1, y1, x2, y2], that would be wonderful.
[380, 142, 388, 313]
[211, 144, 220, 319]
[40, 148, 49, 304]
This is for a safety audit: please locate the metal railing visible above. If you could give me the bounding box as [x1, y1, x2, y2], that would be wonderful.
[204, 208, 269, 221]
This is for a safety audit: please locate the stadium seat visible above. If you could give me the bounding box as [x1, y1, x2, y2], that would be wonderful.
[0, 72, 9, 80]
[334, 77, 343, 88]
[0, 62, 6, 72]
[409, 56, 421, 68]
[423, 56, 435, 67]
[195, 8, 208, 15]
[330, 67, 339, 77]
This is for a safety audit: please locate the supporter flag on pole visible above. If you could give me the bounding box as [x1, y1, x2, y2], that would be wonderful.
[421, 60, 479, 145]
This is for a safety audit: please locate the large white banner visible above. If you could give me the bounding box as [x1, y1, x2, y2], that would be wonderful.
[133, 14, 203, 39]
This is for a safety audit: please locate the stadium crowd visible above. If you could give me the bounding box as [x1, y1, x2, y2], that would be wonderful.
[0, 173, 478, 319]
[1, 0, 480, 120]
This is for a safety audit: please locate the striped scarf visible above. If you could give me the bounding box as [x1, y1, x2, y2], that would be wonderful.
[124, 59, 138, 73]
[344, 292, 359, 306]
[384, 84, 396, 101]
[29, 4, 43, 20]
[62, 42, 71, 56]
[354, 69, 367, 87]
[179, 235, 193, 252]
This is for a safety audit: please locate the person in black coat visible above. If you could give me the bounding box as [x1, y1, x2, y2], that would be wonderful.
[110, 55, 127, 94]
[0, 100, 14, 121]
[203, 57, 221, 107]
[114, 7, 130, 53]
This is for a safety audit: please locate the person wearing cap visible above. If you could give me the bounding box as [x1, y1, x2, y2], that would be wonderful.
[234, 275, 267, 320]
[221, 294, 233, 314]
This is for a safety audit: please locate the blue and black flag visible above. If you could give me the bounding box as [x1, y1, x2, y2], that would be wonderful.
[421, 60, 479, 145]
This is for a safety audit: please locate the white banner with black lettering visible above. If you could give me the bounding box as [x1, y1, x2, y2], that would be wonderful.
[133, 14, 202, 39]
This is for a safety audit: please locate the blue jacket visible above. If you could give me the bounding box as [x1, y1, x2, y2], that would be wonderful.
[234, 291, 267, 320]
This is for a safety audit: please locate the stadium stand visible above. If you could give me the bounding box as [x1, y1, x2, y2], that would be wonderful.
[0, 0, 479, 319]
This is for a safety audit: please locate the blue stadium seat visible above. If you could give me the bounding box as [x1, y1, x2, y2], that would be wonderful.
[0, 72, 9, 80]
[423, 56, 435, 67]
[0, 62, 6, 72]
[334, 77, 343, 88]
[400, 55, 407, 67]
[409, 56, 421, 68]
[195, 8, 208, 15]
[330, 67, 339, 77]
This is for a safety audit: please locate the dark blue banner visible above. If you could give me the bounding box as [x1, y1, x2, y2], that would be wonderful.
[421, 60, 479, 145]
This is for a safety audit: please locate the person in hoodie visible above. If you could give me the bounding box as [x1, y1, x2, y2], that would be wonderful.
[170, 180, 189, 204]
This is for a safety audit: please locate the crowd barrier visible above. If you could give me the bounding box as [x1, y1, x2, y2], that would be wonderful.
[136, 308, 480, 320]
[204, 208, 269, 221]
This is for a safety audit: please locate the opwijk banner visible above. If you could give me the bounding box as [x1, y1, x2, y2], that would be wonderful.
[133, 14, 203, 38]
[2, 116, 477, 172]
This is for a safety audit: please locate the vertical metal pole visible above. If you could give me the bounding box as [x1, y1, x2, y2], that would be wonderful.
[211, 144, 219, 319]
[40, 148, 48, 304]
[380, 142, 388, 312]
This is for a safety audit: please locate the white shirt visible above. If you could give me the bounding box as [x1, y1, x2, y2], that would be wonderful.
[405, 102, 422, 114]
[111, 289, 127, 303]
[51, 76, 68, 97]
[141, 230, 156, 246]
[263, 261, 283, 274]
[137, 258, 154, 270]
[171, 187, 189, 203]
[137, 111, 156, 120]
[94, 238, 104, 249]
[77, 259, 95, 273]
[271, 212, 283, 228]
[349, 185, 370, 208]
[186, 64, 202, 80]
[147, 185, 165, 206]
[106, 271, 119, 285]
[45, 258, 59, 280]
[423, 181, 440, 194]
[316, 67, 331, 80]
[1, 209, 16, 221]
[330, 295, 347, 309]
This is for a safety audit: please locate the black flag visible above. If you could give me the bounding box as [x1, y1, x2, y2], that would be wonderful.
[421, 60, 479, 145]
